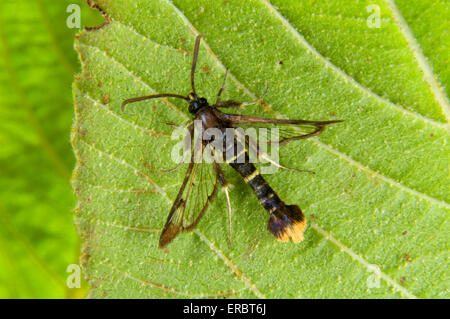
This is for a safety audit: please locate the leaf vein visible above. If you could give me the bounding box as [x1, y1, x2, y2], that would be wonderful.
[77, 138, 167, 201]
[194, 230, 266, 299]
[262, 0, 448, 127]
[77, 42, 189, 120]
[82, 92, 171, 138]
[310, 223, 418, 299]
[315, 140, 449, 208]
[102, 261, 243, 298]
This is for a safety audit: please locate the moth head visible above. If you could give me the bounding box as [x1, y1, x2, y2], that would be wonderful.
[188, 93, 208, 114]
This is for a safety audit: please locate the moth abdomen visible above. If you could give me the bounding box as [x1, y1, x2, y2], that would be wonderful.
[229, 160, 307, 243]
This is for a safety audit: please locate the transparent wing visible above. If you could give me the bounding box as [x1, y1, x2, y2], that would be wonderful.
[216, 112, 342, 145]
[182, 153, 218, 230]
[159, 132, 218, 248]
[237, 121, 339, 144]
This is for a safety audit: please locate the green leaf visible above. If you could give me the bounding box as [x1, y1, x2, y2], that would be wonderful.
[0, 0, 102, 298]
[73, 0, 449, 298]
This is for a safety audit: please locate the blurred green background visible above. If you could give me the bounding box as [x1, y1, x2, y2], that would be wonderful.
[0, 0, 102, 298]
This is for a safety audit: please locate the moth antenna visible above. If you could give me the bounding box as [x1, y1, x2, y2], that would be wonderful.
[190, 34, 208, 95]
[121, 93, 188, 111]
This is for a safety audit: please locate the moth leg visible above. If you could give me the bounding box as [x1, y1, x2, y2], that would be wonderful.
[244, 134, 315, 174]
[240, 82, 269, 107]
[164, 122, 178, 128]
[214, 99, 244, 109]
[165, 119, 193, 129]
[160, 158, 184, 173]
[215, 69, 229, 104]
[214, 82, 269, 109]
[214, 163, 233, 249]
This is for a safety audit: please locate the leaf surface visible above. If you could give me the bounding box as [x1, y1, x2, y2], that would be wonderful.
[73, 0, 449, 298]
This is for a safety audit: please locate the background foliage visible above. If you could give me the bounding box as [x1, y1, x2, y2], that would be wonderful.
[0, 0, 448, 299]
[0, 0, 102, 298]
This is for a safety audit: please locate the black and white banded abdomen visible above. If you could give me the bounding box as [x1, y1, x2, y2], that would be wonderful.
[225, 145, 306, 243]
